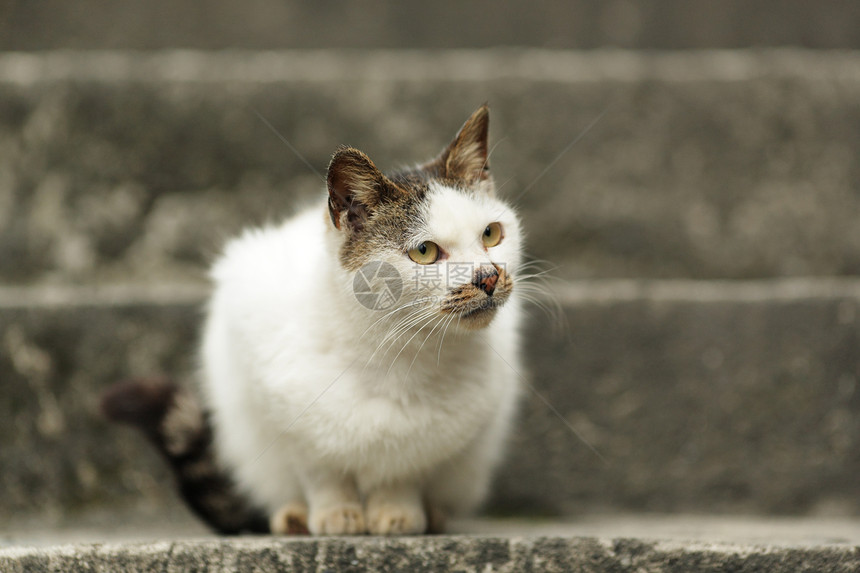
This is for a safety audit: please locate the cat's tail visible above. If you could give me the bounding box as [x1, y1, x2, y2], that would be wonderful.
[100, 377, 271, 534]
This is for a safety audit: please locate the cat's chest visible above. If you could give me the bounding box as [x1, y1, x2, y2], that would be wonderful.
[355, 344, 495, 423]
[294, 345, 504, 469]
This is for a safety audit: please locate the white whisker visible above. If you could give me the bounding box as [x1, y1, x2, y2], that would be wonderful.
[362, 304, 437, 371]
[436, 310, 459, 366]
[389, 312, 445, 380]
[368, 307, 437, 369]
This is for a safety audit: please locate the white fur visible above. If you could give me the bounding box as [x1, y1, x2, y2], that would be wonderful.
[200, 183, 523, 531]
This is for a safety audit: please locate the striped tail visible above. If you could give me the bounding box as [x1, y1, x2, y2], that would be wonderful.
[100, 377, 270, 534]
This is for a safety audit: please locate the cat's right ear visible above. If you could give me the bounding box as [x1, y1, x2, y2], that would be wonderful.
[327, 146, 402, 233]
[433, 104, 491, 184]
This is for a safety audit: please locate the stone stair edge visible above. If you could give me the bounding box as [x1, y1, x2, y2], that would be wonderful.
[8, 512, 860, 550]
[1, 534, 858, 572]
[3, 277, 860, 310]
[0, 282, 210, 309]
[2, 48, 860, 85]
[3, 534, 853, 555]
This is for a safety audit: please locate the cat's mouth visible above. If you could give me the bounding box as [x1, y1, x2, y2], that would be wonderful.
[441, 279, 512, 329]
[458, 302, 498, 323]
[458, 300, 502, 319]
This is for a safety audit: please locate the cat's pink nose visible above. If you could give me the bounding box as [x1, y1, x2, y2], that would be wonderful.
[474, 266, 499, 296]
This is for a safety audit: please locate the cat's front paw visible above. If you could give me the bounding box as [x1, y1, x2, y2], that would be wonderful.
[309, 503, 365, 535]
[270, 502, 310, 535]
[366, 503, 427, 535]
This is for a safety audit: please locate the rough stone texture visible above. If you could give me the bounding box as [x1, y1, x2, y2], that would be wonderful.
[496, 279, 860, 516]
[10, 511, 860, 549]
[2, 280, 859, 522]
[0, 286, 204, 520]
[2, 51, 860, 283]
[3, 48, 860, 567]
[2, 534, 860, 573]
[2, 0, 860, 50]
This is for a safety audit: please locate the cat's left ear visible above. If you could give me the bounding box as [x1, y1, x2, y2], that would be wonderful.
[327, 146, 403, 233]
[434, 104, 491, 184]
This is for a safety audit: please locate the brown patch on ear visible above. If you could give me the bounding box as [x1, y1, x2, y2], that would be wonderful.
[327, 146, 405, 233]
[434, 104, 490, 184]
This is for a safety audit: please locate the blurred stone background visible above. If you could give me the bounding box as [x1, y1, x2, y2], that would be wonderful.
[2, 0, 860, 535]
[2, 0, 860, 50]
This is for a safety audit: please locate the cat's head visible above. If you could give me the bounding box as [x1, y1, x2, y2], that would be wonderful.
[327, 105, 521, 331]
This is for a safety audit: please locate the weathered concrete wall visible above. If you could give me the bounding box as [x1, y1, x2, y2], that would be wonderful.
[2, 51, 860, 564]
[498, 280, 860, 516]
[2, 51, 860, 284]
[2, 0, 860, 50]
[3, 280, 859, 521]
[0, 287, 204, 519]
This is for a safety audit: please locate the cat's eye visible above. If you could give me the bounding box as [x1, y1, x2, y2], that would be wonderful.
[482, 223, 503, 248]
[408, 241, 440, 265]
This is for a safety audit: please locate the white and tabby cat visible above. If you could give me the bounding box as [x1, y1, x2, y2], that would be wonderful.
[103, 105, 523, 535]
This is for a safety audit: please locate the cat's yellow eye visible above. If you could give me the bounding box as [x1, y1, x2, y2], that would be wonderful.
[408, 241, 440, 265]
[482, 222, 503, 248]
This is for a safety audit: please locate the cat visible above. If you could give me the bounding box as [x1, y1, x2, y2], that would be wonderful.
[102, 105, 523, 535]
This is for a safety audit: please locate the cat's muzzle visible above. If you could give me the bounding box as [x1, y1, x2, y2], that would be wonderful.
[441, 265, 512, 329]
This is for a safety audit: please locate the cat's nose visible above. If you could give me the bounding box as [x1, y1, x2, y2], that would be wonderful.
[473, 265, 499, 296]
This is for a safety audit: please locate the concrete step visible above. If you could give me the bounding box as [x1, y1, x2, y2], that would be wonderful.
[2, 0, 860, 50]
[2, 50, 860, 283]
[3, 514, 860, 572]
[2, 279, 859, 523]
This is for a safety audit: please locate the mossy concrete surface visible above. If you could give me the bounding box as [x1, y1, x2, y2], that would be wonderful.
[2, 279, 859, 521]
[5, 514, 860, 573]
[2, 51, 860, 283]
[3, 49, 860, 571]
